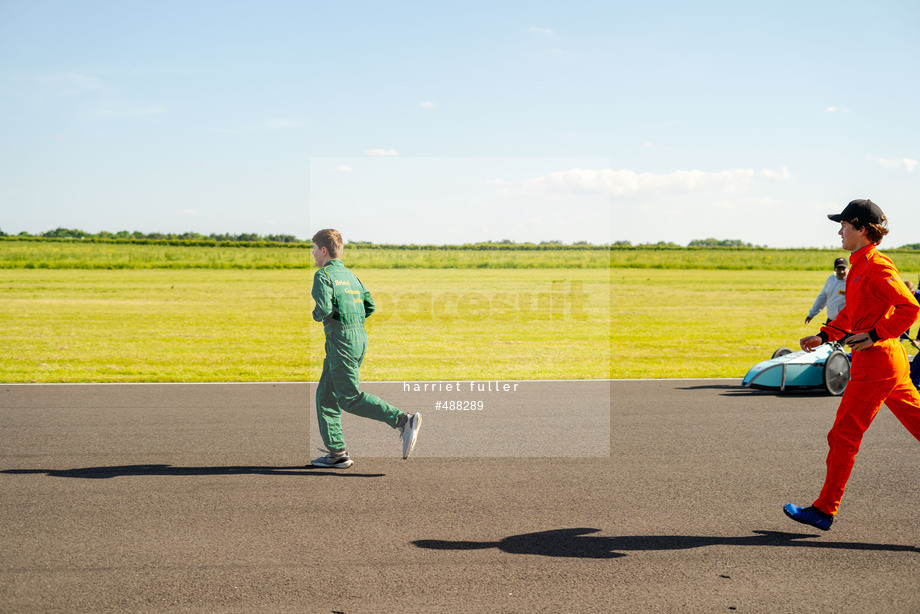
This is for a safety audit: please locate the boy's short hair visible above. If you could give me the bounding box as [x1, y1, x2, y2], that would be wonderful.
[312, 229, 344, 258]
[849, 217, 888, 245]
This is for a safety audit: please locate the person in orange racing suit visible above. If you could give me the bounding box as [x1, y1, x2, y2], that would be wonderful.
[784, 199, 920, 531]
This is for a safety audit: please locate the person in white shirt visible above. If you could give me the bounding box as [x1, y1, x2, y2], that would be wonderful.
[805, 257, 848, 325]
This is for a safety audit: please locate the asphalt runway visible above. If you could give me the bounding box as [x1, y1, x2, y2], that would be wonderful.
[2, 380, 919, 613]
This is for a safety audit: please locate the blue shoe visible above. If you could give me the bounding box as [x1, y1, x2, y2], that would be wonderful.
[784, 503, 833, 531]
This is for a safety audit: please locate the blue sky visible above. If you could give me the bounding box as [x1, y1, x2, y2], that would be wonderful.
[1, 0, 917, 247]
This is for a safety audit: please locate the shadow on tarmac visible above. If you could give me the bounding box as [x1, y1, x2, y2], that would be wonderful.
[673, 384, 833, 398]
[674, 384, 744, 391]
[722, 390, 833, 398]
[1, 464, 385, 479]
[413, 527, 920, 559]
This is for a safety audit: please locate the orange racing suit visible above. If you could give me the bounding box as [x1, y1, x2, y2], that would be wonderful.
[813, 243, 920, 515]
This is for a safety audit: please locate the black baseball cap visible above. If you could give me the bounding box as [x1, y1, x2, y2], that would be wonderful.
[828, 199, 884, 224]
[834, 258, 847, 268]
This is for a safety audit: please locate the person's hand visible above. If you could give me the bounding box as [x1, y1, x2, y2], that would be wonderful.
[799, 335, 823, 353]
[845, 333, 874, 352]
[804, 316, 813, 324]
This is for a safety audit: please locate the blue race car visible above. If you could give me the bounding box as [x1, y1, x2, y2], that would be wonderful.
[742, 343, 850, 396]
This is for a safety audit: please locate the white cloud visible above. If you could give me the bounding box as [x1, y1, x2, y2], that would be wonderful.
[332, 164, 354, 173]
[529, 26, 555, 34]
[825, 106, 849, 114]
[364, 149, 399, 156]
[871, 156, 917, 172]
[640, 142, 674, 152]
[420, 101, 437, 108]
[760, 166, 791, 180]
[509, 166, 791, 198]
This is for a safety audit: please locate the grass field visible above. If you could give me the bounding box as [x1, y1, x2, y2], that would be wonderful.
[0, 269, 609, 382]
[0, 240, 611, 269]
[4, 238, 920, 271]
[3, 265, 916, 382]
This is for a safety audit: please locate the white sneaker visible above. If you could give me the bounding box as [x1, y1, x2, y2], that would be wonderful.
[399, 412, 421, 459]
[311, 450, 353, 469]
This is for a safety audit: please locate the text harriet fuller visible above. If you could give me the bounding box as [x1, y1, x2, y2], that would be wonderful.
[403, 381, 520, 392]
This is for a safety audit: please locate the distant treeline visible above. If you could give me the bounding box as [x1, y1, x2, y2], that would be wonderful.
[0, 228, 609, 249]
[2, 228, 918, 250]
[1, 227, 303, 244]
[2, 230, 607, 249]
